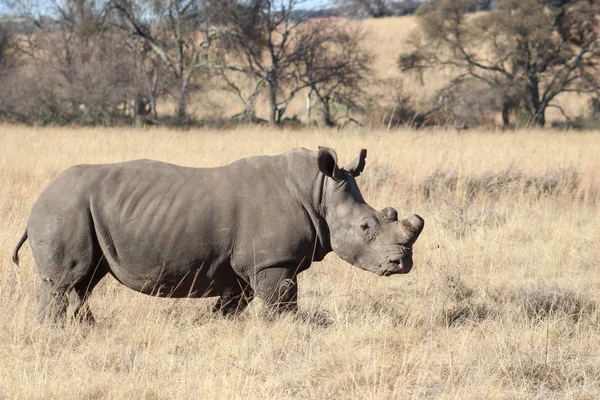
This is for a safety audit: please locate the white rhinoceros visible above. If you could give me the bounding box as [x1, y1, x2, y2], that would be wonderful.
[13, 147, 424, 322]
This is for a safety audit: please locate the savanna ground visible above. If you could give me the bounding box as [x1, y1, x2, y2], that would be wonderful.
[1, 125, 599, 399]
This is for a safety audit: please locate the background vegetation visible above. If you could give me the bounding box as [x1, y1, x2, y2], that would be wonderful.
[1, 126, 599, 398]
[1, 0, 599, 129]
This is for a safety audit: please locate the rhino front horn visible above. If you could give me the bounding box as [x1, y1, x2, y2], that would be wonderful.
[404, 214, 424, 243]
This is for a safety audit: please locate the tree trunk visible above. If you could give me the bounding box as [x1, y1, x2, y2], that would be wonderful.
[267, 70, 277, 125]
[532, 107, 546, 127]
[322, 97, 335, 127]
[134, 93, 147, 128]
[501, 100, 510, 127]
[240, 103, 255, 123]
[150, 94, 157, 121]
[527, 77, 544, 127]
[149, 68, 158, 121]
[135, 92, 147, 117]
[306, 89, 312, 125]
[177, 82, 188, 121]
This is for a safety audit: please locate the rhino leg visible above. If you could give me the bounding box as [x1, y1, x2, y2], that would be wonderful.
[37, 265, 107, 324]
[69, 290, 94, 323]
[253, 267, 298, 313]
[212, 284, 254, 317]
[37, 280, 69, 324]
[34, 241, 108, 325]
[68, 265, 108, 324]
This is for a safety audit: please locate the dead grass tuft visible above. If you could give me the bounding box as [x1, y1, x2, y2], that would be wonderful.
[511, 283, 597, 324]
[430, 199, 506, 238]
[437, 276, 497, 326]
[422, 167, 582, 202]
[441, 301, 496, 327]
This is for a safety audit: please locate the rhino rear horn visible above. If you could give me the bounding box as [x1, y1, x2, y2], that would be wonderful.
[344, 149, 367, 177]
[403, 214, 424, 243]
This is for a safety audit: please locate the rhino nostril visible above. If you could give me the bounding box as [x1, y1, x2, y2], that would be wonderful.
[388, 256, 402, 264]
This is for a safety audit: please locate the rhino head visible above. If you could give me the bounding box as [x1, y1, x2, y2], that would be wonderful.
[318, 147, 424, 276]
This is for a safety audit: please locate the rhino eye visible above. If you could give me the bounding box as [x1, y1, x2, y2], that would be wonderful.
[360, 222, 370, 231]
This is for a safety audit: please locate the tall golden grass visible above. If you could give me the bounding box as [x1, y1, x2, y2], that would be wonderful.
[1, 125, 599, 399]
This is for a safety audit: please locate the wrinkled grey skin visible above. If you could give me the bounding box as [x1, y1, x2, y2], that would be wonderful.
[13, 147, 424, 323]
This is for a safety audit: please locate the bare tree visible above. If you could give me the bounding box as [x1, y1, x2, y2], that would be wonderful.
[294, 21, 372, 126]
[0, 23, 13, 119]
[216, 0, 373, 125]
[335, 0, 421, 18]
[399, 0, 600, 127]
[138, 44, 165, 121]
[335, 0, 391, 17]
[0, 0, 139, 124]
[216, 0, 310, 125]
[125, 35, 172, 122]
[111, 0, 216, 121]
[0, 24, 9, 63]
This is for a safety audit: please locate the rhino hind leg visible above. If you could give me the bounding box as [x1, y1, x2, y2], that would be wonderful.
[69, 289, 95, 324]
[213, 283, 254, 317]
[69, 264, 109, 324]
[37, 262, 108, 324]
[29, 200, 109, 324]
[37, 280, 70, 324]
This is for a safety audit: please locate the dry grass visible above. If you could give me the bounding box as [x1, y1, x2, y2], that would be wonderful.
[1, 125, 600, 399]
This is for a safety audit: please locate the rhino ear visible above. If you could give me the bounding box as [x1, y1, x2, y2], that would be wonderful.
[318, 147, 341, 178]
[344, 149, 367, 177]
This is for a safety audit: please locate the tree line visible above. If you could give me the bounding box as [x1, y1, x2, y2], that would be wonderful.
[400, 0, 600, 128]
[0, 0, 599, 128]
[0, 0, 372, 126]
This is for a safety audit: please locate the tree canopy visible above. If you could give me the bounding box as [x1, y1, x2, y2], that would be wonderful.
[400, 0, 600, 127]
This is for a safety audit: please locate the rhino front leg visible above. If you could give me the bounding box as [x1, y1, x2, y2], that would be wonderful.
[253, 267, 298, 314]
[213, 284, 254, 317]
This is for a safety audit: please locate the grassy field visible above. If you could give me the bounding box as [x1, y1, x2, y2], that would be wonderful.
[0, 125, 599, 399]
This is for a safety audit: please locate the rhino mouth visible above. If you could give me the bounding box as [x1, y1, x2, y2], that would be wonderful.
[376, 258, 412, 276]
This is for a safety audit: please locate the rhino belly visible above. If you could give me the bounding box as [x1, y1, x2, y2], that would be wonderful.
[88, 165, 238, 298]
[106, 256, 237, 298]
[94, 216, 237, 298]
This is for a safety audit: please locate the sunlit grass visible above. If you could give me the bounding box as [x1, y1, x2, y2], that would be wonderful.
[0, 125, 599, 399]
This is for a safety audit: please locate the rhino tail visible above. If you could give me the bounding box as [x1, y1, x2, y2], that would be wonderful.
[13, 229, 28, 266]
